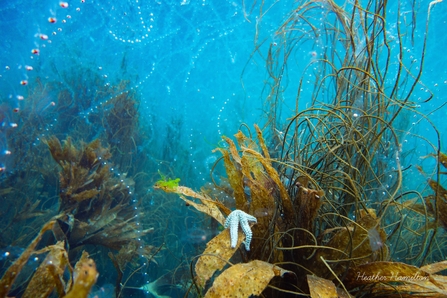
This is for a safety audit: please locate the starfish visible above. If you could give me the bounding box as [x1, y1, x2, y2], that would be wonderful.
[224, 209, 257, 251]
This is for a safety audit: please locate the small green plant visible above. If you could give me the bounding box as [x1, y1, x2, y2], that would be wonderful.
[154, 170, 180, 190]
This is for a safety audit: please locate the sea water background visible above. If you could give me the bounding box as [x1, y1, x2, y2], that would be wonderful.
[0, 0, 446, 296]
[0, 0, 254, 184]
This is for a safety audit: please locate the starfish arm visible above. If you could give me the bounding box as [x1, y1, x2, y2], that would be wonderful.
[229, 218, 239, 248]
[240, 218, 253, 251]
[245, 214, 257, 223]
[224, 213, 234, 229]
[225, 211, 241, 248]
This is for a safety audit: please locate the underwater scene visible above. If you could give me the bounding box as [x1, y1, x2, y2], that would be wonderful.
[0, 0, 447, 297]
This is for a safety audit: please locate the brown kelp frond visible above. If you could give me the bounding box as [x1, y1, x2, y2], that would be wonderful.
[213, 125, 302, 262]
[0, 221, 55, 297]
[307, 275, 348, 298]
[153, 182, 229, 225]
[22, 241, 70, 298]
[45, 137, 111, 210]
[65, 251, 98, 298]
[314, 209, 389, 278]
[0, 223, 100, 298]
[421, 179, 447, 230]
[194, 228, 245, 288]
[204, 260, 294, 298]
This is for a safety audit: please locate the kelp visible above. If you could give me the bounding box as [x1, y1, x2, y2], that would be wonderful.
[154, 127, 334, 294]
[194, 228, 245, 288]
[22, 241, 70, 298]
[313, 209, 389, 278]
[1, 0, 440, 296]
[0, 221, 98, 298]
[212, 126, 294, 263]
[0, 68, 158, 297]
[0, 221, 55, 297]
[152, 183, 248, 288]
[46, 137, 110, 208]
[400, 153, 447, 237]
[153, 184, 230, 225]
[424, 179, 447, 230]
[204, 260, 293, 298]
[102, 84, 140, 173]
[156, 120, 446, 296]
[46, 136, 153, 252]
[293, 176, 326, 247]
[237, 0, 444, 295]
[65, 251, 98, 298]
[307, 275, 347, 298]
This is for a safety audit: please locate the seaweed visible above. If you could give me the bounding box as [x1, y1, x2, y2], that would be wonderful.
[155, 120, 447, 296]
[154, 170, 181, 191]
[0, 222, 99, 298]
[22, 241, 70, 298]
[205, 260, 294, 297]
[142, 3, 446, 296]
[307, 275, 347, 298]
[102, 82, 141, 173]
[108, 239, 161, 297]
[64, 251, 98, 298]
[0, 221, 56, 297]
[155, 127, 326, 294]
[0, 63, 162, 296]
[46, 136, 153, 252]
[0, 134, 155, 296]
[194, 228, 245, 288]
[0, 0, 444, 296]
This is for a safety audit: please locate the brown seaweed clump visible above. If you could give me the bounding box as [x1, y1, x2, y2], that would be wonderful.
[0, 65, 157, 297]
[0, 136, 156, 297]
[46, 136, 153, 253]
[0, 221, 98, 298]
[155, 124, 447, 297]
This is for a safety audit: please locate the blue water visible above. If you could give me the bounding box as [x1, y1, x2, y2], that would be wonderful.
[0, 0, 298, 185]
[0, 0, 446, 297]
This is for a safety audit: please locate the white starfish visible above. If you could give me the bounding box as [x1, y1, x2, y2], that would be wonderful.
[224, 209, 257, 251]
